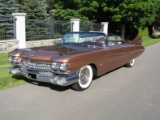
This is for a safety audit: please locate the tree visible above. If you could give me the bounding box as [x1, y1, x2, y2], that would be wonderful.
[21, 0, 48, 20]
[0, 0, 19, 40]
[15, 0, 25, 4]
[53, 9, 89, 22]
[53, 0, 90, 22]
[0, 0, 19, 15]
[53, 0, 160, 38]
[54, 0, 160, 26]
[46, 0, 55, 13]
[19, 0, 49, 40]
[154, 10, 160, 31]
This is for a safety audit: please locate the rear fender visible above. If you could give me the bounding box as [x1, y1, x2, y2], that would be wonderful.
[126, 37, 142, 45]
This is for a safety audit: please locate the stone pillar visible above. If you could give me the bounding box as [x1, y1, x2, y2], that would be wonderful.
[12, 13, 26, 49]
[101, 22, 109, 34]
[70, 19, 80, 32]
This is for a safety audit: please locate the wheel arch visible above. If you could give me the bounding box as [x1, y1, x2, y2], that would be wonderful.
[89, 63, 98, 77]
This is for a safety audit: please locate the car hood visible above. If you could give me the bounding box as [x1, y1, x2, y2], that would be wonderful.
[20, 44, 101, 62]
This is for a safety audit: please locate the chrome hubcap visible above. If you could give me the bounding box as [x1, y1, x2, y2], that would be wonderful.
[79, 68, 90, 85]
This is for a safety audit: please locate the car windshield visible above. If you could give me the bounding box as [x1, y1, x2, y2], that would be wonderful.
[59, 32, 106, 44]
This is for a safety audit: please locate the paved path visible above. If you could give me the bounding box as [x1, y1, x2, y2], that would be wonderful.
[0, 43, 160, 120]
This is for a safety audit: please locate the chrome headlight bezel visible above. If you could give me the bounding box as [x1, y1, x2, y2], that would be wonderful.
[51, 62, 68, 72]
[51, 62, 60, 70]
[8, 56, 14, 63]
[60, 63, 68, 72]
[13, 57, 19, 63]
[8, 56, 21, 64]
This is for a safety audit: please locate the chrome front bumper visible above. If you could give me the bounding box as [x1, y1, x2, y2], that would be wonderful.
[8, 66, 79, 86]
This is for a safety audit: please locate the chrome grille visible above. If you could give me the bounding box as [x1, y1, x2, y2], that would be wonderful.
[22, 59, 52, 70]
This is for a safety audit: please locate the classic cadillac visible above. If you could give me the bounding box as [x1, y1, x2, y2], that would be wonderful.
[8, 32, 144, 91]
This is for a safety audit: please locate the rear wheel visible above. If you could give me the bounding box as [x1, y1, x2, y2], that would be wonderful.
[72, 65, 93, 91]
[125, 59, 135, 67]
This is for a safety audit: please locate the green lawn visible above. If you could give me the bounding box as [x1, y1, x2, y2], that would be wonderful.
[0, 53, 26, 90]
[142, 37, 160, 47]
[0, 53, 9, 65]
[0, 37, 160, 90]
[0, 64, 26, 90]
[138, 28, 148, 37]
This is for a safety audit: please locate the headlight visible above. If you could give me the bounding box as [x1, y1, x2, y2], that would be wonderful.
[52, 62, 68, 71]
[13, 57, 20, 64]
[51, 62, 60, 70]
[8, 56, 21, 64]
[8, 56, 14, 62]
[60, 63, 67, 71]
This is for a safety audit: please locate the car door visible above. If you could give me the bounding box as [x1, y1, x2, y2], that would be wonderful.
[95, 37, 126, 75]
[105, 43, 125, 72]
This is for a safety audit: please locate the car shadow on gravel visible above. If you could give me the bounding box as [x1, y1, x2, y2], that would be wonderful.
[93, 66, 123, 80]
[12, 66, 125, 92]
[37, 82, 71, 92]
[12, 75, 71, 92]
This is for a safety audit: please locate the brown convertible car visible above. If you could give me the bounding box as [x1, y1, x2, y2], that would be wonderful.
[8, 32, 144, 91]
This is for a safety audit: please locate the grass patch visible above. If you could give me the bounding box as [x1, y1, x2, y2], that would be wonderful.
[0, 37, 160, 90]
[0, 64, 26, 90]
[0, 53, 26, 90]
[0, 53, 9, 65]
[138, 28, 148, 36]
[138, 27, 160, 46]
[142, 37, 160, 47]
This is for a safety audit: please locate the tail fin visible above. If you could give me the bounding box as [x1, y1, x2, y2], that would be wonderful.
[125, 37, 142, 44]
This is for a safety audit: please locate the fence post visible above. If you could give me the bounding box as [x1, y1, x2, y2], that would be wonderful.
[12, 13, 26, 49]
[101, 22, 109, 34]
[70, 19, 80, 32]
[90, 21, 93, 31]
[49, 18, 54, 39]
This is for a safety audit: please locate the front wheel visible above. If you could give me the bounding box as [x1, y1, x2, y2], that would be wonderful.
[125, 59, 135, 67]
[72, 65, 93, 91]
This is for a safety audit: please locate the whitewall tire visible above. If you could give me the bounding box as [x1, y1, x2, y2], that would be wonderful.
[125, 59, 135, 67]
[72, 65, 93, 91]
